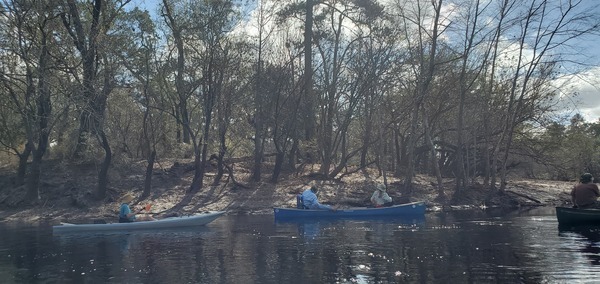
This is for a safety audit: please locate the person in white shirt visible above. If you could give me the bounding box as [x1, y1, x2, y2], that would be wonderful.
[370, 184, 393, 207]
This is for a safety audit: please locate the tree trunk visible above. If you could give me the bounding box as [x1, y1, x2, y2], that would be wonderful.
[483, 0, 509, 190]
[175, 106, 181, 143]
[329, 134, 351, 179]
[403, 107, 419, 194]
[213, 129, 227, 186]
[25, 27, 52, 203]
[213, 151, 225, 186]
[271, 152, 285, 183]
[360, 107, 372, 171]
[16, 142, 33, 186]
[64, 0, 103, 157]
[393, 129, 402, 177]
[424, 115, 444, 199]
[197, 124, 211, 191]
[303, 0, 314, 140]
[96, 130, 111, 200]
[189, 146, 203, 193]
[405, 0, 442, 194]
[25, 152, 41, 202]
[288, 138, 298, 171]
[252, 127, 264, 182]
[162, 0, 190, 144]
[142, 149, 156, 198]
[252, 11, 265, 182]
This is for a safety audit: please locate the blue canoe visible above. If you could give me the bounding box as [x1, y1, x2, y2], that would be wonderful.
[273, 201, 426, 219]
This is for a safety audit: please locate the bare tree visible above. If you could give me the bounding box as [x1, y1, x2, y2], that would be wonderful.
[0, 1, 63, 202]
[453, 0, 492, 192]
[162, 0, 192, 144]
[116, 7, 161, 198]
[393, 0, 445, 194]
[251, 0, 277, 182]
[492, 0, 598, 191]
[61, 0, 131, 199]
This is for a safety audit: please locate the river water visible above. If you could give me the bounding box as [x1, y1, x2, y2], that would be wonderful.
[0, 207, 598, 283]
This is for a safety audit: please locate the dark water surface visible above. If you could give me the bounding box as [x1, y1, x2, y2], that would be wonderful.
[1, 207, 599, 283]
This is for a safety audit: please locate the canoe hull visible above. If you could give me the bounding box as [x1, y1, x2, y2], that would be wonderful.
[53, 211, 225, 233]
[556, 207, 600, 225]
[274, 201, 426, 219]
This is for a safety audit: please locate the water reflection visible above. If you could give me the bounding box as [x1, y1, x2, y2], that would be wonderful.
[270, 216, 427, 283]
[3, 211, 600, 283]
[0, 224, 222, 283]
[54, 226, 214, 253]
[558, 225, 600, 265]
[274, 215, 425, 241]
[298, 221, 321, 240]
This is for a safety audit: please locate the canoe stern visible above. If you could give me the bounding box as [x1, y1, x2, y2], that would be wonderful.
[556, 207, 600, 225]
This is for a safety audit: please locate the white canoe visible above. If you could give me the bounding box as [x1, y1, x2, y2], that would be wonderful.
[53, 211, 225, 233]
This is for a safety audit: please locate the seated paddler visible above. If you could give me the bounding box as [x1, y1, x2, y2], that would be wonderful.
[119, 193, 155, 222]
[300, 184, 336, 211]
[370, 184, 393, 207]
[571, 173, 600, 209]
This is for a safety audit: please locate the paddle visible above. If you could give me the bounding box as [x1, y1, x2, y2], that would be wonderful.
[137, 203, 152, 214]
[139, 204, 157, 221]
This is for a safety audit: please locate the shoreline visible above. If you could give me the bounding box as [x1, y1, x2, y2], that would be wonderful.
[0, 161, 576, 225]
[0, 177, 574, 224]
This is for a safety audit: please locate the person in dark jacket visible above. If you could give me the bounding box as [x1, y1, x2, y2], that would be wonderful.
[571, 173, 600, 208]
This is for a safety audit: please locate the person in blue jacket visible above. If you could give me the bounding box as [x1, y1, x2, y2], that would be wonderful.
[300, 185, 336, 210]
[119, 193, 154, 222]
[119, 193, 138, 223]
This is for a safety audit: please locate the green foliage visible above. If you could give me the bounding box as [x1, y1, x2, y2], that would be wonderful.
[530, 115, 600, 180]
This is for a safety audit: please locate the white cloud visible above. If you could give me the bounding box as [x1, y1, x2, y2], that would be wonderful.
[553, 67, 600, 122]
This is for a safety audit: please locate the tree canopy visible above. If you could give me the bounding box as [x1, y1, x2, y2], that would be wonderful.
[1, 0, 599, 203]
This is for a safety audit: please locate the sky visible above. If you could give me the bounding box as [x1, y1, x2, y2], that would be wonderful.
[132, 0, 600, 124]
[558, 68, 600, 122]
